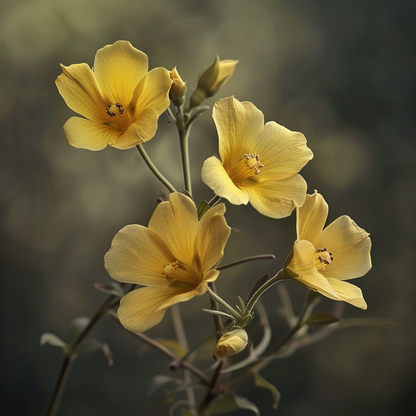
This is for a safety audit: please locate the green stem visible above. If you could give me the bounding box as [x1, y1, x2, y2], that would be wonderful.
[207, 194, 222, 208]
[136, 144, 176, 193]
[206, 286, 242, 320]
[224, 291, 320, 389]
[44, 288, 126, 416]
[245, 269, 286, 314]
[178, 126, 192, 195]
[217, 254, 275, 272]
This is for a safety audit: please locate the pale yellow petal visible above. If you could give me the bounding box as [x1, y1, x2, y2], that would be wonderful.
[197, 203, 231, 271]
[93, 40, 148, 104]
[256, 122, 313, 180]
[111, 107, 159, 149]
[317, 216, 372, 280]
[213, 97, 264, 169]
[286, 240, 340, 298]
[327, 278, 367, 309]
[297, 191, 328, 244]
[201, 156, 249, 205]
[133, 67, 172, 117]
[243, 174, 307, 219]
[56, 63, 105, 122]
[62, 117, 117, 150]
[104, 224, 170, 287]
[118, 284, 201, 333]
[148, 193, 198, 267]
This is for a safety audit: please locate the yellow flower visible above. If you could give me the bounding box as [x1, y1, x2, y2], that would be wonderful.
[201, 97, 313, 219]
[56, 40, 172, 151]
[284, 191, 372, 309]
[104, 193, 231, 333]
[214, 329, 248, 358]
[190, 55, 238, 108]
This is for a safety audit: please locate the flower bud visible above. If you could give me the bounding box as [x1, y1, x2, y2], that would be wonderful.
[190, 54, 238, 108]
[169, 67, 187, 106]
[214, 328, 248, 358]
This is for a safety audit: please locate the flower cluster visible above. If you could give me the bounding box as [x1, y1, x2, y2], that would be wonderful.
[54, 39, 373, 415]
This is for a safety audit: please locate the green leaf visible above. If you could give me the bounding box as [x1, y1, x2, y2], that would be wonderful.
[209, 392, 260, 415]
[147, 375, 182, 395]
[254, 373, 280, 409]
[157, 339, 188, 358]
[78, 339, 113, 366]
[68, 317, 90, 344]
[198, 200, 209, 219]
[93, 282, 124, 297]
[304, 311, 340, 327]
[40, 333, 67, 349]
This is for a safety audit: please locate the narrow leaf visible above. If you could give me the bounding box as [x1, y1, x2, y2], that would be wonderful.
[94, 282, 124, 297]
[197, 200, 209, 219]
[247, 274, 270, 303]
[304, 311, 340, 327]
[254, 373, 281, 409]
[210, 392, 260, 415]
[147, 375, 182, 395]
[40, 333, 67, 349]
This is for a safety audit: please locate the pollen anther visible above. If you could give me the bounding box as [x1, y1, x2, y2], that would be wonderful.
[316, 247, 334, 266]
[106, 103, 125, 117]
[244, 153, 264, 175]
[163, 261, 179, 280]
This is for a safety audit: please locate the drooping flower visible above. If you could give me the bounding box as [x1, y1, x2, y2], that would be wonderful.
[190, 55, 238, 108]
[214, 328, 248, 358]
[104, 193, 231, 333]
[56, 40, 172, 151]
[284, 191, 371, 309]
[201, 97, 313, 219]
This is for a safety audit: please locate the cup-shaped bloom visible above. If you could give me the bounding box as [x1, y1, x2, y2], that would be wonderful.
[56, 41, 173, 151]
[104, 193, 231, 333]
[214, 328, 249, 358]
[190, 55, 238, 108]
[202, 97, 313, 219]
[284, 191, 372, 309]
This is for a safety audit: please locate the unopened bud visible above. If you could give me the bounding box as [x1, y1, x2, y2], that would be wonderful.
[190, 54, 238, 108]
[169, 67, 187, 106]
[214, 328, 248, 358]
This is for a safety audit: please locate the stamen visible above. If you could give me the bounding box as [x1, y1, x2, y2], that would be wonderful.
[315, 247, 334, 270]
[244, 153, 264, 175]
[163, 261, 179, 281]
[106, 103, 125, 117]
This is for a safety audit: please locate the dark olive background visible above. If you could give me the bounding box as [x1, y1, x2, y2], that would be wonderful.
[1, 0, 415, 415]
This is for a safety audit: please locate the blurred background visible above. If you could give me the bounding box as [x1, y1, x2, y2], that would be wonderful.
[1, 0, 415, 415]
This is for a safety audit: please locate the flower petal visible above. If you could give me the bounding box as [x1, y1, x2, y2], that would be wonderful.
[133, 67, 172, 117]
[256, 121, 313, 180]
[118, 284, 203, 333]
[327, 278, 367, 309]
[243, 174, 307, 219]
[56, 63, 105, 122]
[287, 240, 340, 298]
[93, 40, 148, 104]
[318, 216, 372, 280]
[201, 156, 249, 205]
[297, 191, 328, 244]
[213, 97, 264, 169]
[148, 193, 198, 267]
[62, 117, 117, 150]
[197, 203, 231, 271]
[104, 224, 170, 287]
[111, 107, 159, 149]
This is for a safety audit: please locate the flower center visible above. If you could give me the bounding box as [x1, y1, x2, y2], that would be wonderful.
[106, 103, 125, 117]
[163, 261, 179, 281]
[314, 247, 334, 271]
[227, 153, 264, 185]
